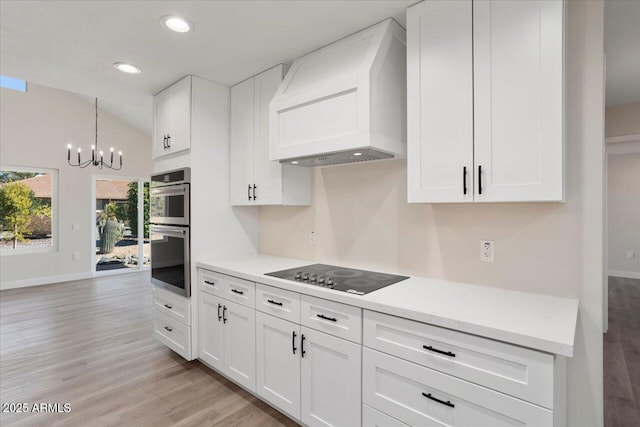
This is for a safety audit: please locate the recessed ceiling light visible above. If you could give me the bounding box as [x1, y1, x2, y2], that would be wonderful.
[161, 15, 193, 33]
[113, 62, 141, 74]
[353, 152, 363, 156]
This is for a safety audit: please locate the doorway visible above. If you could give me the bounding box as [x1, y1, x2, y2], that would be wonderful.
[92, 176, 150, 274]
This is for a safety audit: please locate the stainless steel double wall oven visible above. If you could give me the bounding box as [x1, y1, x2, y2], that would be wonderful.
[150, 167, 191, 297]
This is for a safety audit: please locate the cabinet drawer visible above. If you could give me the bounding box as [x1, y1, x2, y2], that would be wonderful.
[363, 310, 554, 408]
[224, 276, 256, 309]
[153, 308, 192, 360]
[152, 287, 190, 326]
[256, 283, 300, 323]
[363, 404, 409, 427]
[200, 269, 225, 297]
[363, 348, 552, 427]
[301, 295, 362, 343]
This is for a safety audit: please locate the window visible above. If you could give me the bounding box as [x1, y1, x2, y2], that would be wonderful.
[0, 167, 58, 254]
[0, 75, 27, 92]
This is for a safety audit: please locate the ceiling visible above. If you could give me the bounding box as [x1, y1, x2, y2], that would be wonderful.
[1, 1, 638, 136]
[0, 0, 413, 135]
[604, 0, 640, 107]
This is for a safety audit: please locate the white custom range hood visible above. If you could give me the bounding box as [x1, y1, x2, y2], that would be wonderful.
[269, 19, 407, 167]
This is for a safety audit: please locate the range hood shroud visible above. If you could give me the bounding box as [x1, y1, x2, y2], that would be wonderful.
[269, 19, 407, 167]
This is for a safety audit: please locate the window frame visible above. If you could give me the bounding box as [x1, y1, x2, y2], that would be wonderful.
[0, 165, 59, 255]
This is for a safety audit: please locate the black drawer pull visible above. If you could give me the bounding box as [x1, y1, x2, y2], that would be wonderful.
[164, 326, 173, 332]
[478, 165, 483, 195]
[231, 288, 244, 295]
[423, 345, 456, 358]
[217, 303, 222, 321]
[301, 334, 306, 357]
[292, 331, 297, 355]
[164, 304, 172, 309]
[422, 392, 454, 408]
[204, 280, 216, 285]
[248, 184, 252, 201]
[223, 306, 228, 323]
[317, 314, 337, 322]
[268, 299, 283, 306]
[463, 166, 467, 195]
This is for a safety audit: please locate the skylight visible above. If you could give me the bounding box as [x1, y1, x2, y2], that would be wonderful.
[0, 75, 27, 92]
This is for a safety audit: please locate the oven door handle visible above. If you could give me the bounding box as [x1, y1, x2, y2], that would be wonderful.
[150, 225, 187, 238]
[150, 184, 189, 197]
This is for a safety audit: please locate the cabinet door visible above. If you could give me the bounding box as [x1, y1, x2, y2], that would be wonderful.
[152, 90, 171, 159]
[198, 292, 225, 371]
[167, 76, 192, 155]
[256, 311, 301, 419]
[407, 0, 473, 203]
[301, 327, 361, 427]
[224, 300, 256, 391]
[473, 0, 564, 202]
[253, 65, 284, 205]
[230, 77, 256, 206]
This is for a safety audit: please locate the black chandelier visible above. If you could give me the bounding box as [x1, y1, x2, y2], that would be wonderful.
[67, 98, 123, 169]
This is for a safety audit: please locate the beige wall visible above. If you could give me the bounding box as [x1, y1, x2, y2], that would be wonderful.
[260, 1, 605, 425]
[608, 153, 640, 276]
[0, 83, 152, 288]
[605, 101, 640, 137]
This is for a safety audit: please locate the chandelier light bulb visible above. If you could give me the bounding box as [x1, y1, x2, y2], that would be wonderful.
[67, 144, 72, 149]
[118, 151, 122, 155]
[110, 147, 114, 152]
[78, 147, 82, 152]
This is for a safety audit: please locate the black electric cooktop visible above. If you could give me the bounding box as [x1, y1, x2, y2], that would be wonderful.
[265, 264, 409, 295]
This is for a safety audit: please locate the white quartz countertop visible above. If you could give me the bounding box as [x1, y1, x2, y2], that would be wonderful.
[196, 254, 579, 357]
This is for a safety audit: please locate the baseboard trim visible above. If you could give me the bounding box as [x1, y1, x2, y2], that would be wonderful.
[0, 271, 93, 291]
[608, 270, 640, 280]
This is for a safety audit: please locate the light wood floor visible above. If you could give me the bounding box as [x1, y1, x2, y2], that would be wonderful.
[605, 276, 640, 427]
[0, 272, 299, 427]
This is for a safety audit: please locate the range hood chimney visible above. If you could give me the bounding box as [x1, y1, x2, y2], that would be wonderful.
[269, 19, 406, 167]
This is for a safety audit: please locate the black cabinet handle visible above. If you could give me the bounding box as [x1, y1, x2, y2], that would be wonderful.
[248, 184, 251, 201]
[164, 326, 173, 332]
[422, 392, 455, 408]
[223, 306, 228, 324]
[301, 334, 306, 358]
[167, 134, 171, 148]
[478, 165, 483, 195]
[317, 314, 337, 322]
[463, 166, 467, 195]
[163, 135, 167, 149]
[423, 345, 456, 358]
[253, 184, 257, 200]
[231, 288, 244, 295]
[164, 304, 172, 310]
[292, 331, 297, 355]
[217, 303, 222, 321]
[268, 299, 283, 306]
[204, 280, 216, 286]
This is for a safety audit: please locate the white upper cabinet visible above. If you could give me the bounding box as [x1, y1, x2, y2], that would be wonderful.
[408, 0, 565, 203]
[152, 76, 192, 158]
[230, 65, 311, 206]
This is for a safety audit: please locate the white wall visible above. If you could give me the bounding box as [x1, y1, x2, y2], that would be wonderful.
[259, 1, 605, 425]
[606, 102, 640, 279]
[0, 83, 152, 288]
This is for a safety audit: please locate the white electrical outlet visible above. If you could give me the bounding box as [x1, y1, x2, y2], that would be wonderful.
[310, 230, 317, 245]
[72, 252, 80, 260]
[628, 251, 636, 260]
[480, 241, 494, 262]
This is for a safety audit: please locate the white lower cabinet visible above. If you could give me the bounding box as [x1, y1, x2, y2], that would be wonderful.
[199, 289, 256, 392]
[256, 311, 301, 419]
[199, 292, 225, 371]
[224, 300, 256, 391]
[363, 404, 409, 427]
[363, 347, 552, 426]
[152, 285, 192, 360]
[301, 326, 362, 427]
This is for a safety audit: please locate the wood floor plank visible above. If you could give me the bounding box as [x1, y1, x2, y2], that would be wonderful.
[605, 276, 640, 426]
[0, 272, 298, 427]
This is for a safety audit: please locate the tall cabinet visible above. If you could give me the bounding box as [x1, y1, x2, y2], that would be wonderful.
[407, 0, 565, 203]
[230, 65, 311, 206]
